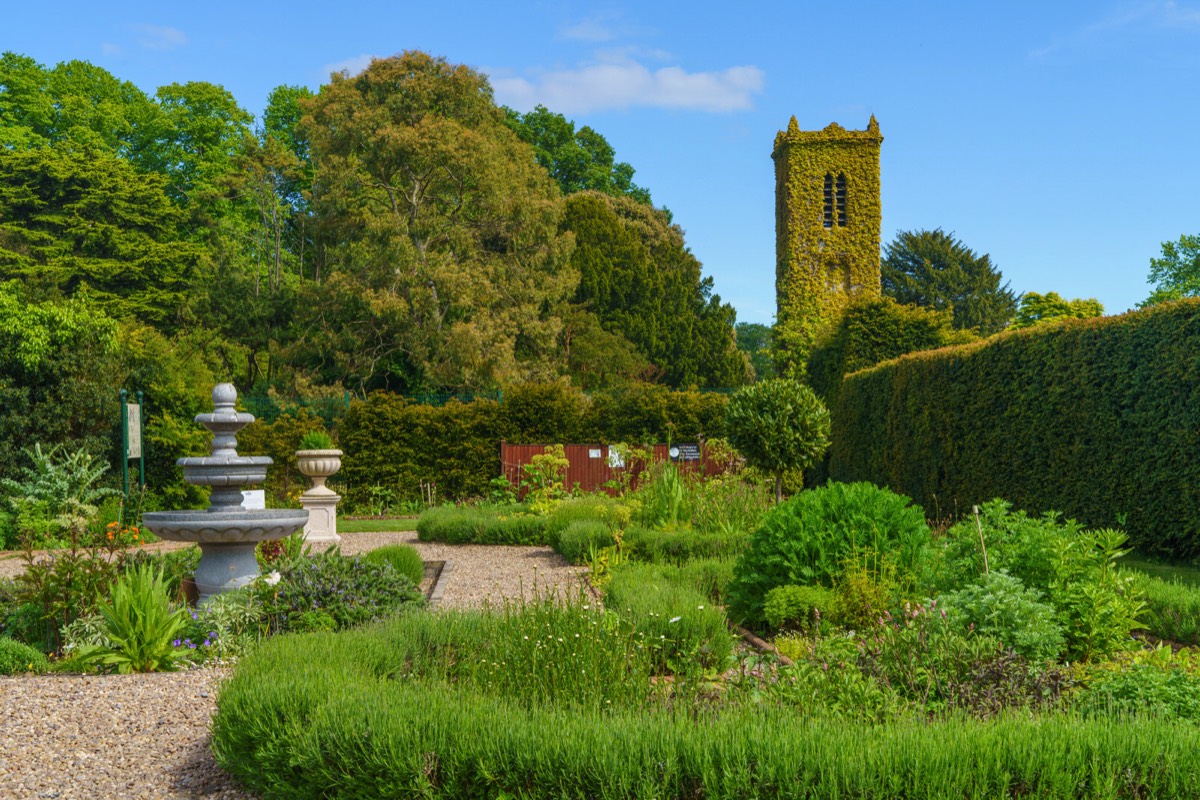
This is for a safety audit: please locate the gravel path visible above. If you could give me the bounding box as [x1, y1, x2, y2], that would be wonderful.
[0, 530, 585, 799]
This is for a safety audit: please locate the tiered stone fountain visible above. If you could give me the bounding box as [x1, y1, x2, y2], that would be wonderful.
[142, 384, 308, 603]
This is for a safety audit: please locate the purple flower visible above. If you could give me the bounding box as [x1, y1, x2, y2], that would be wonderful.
[173, 639, 181, 647]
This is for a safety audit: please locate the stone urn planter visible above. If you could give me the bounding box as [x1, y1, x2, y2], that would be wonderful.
[296, 449, 343, 489]
[296, 449, 343, 544]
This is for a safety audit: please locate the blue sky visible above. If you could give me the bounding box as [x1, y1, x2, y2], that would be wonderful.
[7, 1, 1200, 324]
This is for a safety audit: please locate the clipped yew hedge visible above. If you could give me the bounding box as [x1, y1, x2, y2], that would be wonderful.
[338, 383, 729, 506]
[830, 300, 1200, 558]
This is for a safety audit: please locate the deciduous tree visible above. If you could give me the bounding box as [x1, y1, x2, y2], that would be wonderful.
[1140, 233, 1200, 307]
[503, 104, 651, 204]
[1011, 291, 1104, 329]
[301, 51, 576, 392]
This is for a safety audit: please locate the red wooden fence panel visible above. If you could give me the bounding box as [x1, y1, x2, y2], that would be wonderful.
[500, 442, 724, 496]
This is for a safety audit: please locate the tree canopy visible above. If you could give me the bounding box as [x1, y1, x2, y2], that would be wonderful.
[735, 322, 775, 382]
[1141, 233, 1200, 308]
[0, 141, 204, 329]
[300, 51, 576, 393]
[503, 105, 651, 204]
[0, 47, 747, 407]
[563, 191, 750, 388]
[881, 228, 1017, 336]
[1011, 291, 1104, 329]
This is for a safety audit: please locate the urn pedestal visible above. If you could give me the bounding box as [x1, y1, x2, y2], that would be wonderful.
[297, 449, 343, 544]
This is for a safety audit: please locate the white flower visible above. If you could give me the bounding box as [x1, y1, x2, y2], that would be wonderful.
[264, 571, 281, 586]
[669, 616, 682, 624]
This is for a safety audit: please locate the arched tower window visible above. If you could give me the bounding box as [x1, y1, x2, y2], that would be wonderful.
[823, 173, 849, 228]
[836, 173, 848, 226]
[823, 173, 834, 228]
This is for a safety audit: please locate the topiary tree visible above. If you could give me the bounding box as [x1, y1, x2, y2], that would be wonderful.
[724, 379, 831, 503]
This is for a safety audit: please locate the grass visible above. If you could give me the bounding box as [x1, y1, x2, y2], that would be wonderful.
[338, 517, 418, 533]
[1120, 551, 1200, 587]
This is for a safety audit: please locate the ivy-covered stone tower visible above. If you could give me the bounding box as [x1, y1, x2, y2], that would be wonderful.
[772, 116, 883, 377]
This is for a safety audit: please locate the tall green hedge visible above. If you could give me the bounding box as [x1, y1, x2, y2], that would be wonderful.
[807, 297, 975, 406]
[829, 300, 1200, 558]
[337, 383, 729, 505]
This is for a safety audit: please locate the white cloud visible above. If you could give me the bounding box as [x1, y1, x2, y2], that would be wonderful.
[492, 57, 765, 114]
[323, 54, 375, 79]
[133, 24, 186, 51]
[1031, 1, 1200, 59]
[560, 18, 617, 42]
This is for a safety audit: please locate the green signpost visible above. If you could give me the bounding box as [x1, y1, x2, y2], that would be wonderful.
[120, 389, 145, 496]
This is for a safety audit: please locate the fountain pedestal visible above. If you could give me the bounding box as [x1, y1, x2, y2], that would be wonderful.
[142, 384, 308, 604]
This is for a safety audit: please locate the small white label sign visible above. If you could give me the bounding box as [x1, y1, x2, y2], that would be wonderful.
[126, 404, 142, 458]
[588, 448, 602, 459]
[241, 490, 266, 509]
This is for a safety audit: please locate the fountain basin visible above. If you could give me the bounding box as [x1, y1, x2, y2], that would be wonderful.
[143, 509, 308, 602]
[143, 509, 309, 544]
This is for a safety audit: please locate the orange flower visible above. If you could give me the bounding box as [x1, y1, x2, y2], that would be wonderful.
[106, 531, 113, 541]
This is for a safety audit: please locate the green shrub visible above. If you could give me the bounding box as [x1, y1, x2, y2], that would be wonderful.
[1131, 572, 1200, 645]
[939, 571, 1065, 663]
[172, 587, 265, 663]
[1073, 647, 1200, 722]
[555, 520, 614, 565]
[603, 562, 732, 674]
[263, 551, 424, 632]
[830, 299, 1200, 559]
[622, 525, 747, 565]
[763, 584, 840, 632]
[727, 482, 932, 627]
[340, 394, 506, 507]
[0, 444, 120, 548]
[673, 557, 738, 604]
[73, 564, 189, 674]
[690, 472, 773, 539]
[765, 637, 902, 722]
[857, 603, 1068, 716]
[214, 624, 1200, 800]
[122, 545, 201, 600]
[361, 545, 425, 584]
[542, 495, 629, 549]
[417, 504, 547, 545]
[937, 502, 1147, 661]
[337, 385, 730, 508]
[0, 636, 49, 674]
[298, 429, 334, 450]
